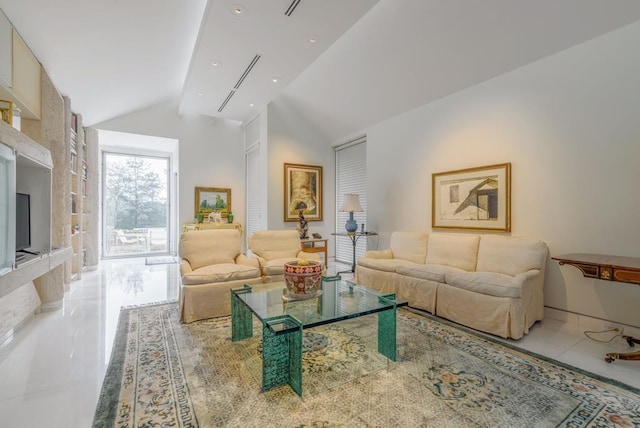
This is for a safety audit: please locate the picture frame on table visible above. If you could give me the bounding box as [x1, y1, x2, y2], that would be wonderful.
[432, 162, 511, 232]
[283, 163, 323, 222]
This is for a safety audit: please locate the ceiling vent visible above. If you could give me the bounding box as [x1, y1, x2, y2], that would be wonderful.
[218, 90, 236, 113]
[234, 54, 261, 90]
[285, 0, 302, 16]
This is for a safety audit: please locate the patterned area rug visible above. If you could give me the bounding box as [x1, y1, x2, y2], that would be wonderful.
[92, 302, 640, 427]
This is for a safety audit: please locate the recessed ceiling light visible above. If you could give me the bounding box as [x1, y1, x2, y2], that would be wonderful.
[211, 60, 222, 67]
[249, 103, 254, 107]
[198, 92, 204, 96]
[309, 34, 320, 44]
[271, 77, 279, 83]
[230, 4, 246, 16]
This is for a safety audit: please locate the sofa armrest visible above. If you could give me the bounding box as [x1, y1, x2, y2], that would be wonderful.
[236, 254, 260, 269]
[180, 259, 193, 276]
[362, 249, 393, 259]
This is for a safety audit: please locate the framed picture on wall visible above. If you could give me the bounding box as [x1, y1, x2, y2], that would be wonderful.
[432, 163, 511, 232]
[195, 187, 231, 218]
[284, 163, 323, 222]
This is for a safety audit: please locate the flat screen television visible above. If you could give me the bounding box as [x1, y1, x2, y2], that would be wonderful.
[16, 192, 31, 251]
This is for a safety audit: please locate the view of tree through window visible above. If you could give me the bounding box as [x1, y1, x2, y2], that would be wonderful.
[103, 153, 169, 257]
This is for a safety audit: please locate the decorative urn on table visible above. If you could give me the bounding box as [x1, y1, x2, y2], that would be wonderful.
[283, 259, 323, 300]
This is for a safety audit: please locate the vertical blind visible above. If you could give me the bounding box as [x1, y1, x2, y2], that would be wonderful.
[245, 143, 261, 250]
[335, 138, 367, 265]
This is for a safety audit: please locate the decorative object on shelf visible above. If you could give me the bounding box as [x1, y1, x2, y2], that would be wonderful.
[432, 162, 511, 232]
[227, 212, 234, 224]
[312, 232, 322, 239]
[296, 201, 309, 239]
[207, 211, 222, 223]
[195, 187, 231, 219]
[283, 259, 323, 300]
[197, 211, 204, 224]
[284, 163, 323, 222]
[339, 193, 363, 233]
[0, 100, 13, 125]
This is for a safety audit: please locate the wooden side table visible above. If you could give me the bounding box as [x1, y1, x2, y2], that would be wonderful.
[300, 238, 328, 266]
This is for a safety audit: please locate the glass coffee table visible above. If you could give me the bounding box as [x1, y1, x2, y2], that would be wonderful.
[231, 276, 407, 397]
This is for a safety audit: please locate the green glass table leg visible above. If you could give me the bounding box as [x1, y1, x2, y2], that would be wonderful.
[378, 293, 399, 361]
[231, 285, 253, 342]
[262, 315, 303, 397]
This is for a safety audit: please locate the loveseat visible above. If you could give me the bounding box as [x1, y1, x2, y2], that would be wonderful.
[248, 230, 322, 282]
[355, 232, 548, 339]
[179, 229, 263, 323]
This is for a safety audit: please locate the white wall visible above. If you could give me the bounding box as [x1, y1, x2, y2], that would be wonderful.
[361, 22, 640, 327]
[95, 99, 246, 230]
[266, 99, 336, 253]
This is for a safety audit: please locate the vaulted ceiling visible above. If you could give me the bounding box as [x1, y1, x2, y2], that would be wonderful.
[1, 0, 640, 143]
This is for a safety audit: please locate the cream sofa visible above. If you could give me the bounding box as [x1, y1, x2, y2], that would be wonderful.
[179, 229, 263, 323]
[355, 232, 548, 339]
[248, 230, 322, 282]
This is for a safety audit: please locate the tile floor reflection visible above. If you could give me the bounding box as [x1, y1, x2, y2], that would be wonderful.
[0, 258, 638, 427]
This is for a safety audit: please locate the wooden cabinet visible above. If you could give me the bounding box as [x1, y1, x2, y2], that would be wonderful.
[11, 30, 40, 119]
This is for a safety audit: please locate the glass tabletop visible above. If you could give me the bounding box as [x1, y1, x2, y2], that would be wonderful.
[234, 278, 407, 332]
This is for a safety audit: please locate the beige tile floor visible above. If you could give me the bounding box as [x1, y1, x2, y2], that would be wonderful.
[0, 258, 638, 427]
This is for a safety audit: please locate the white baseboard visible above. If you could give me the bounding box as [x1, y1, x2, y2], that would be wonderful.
[544, 306, 640, 338]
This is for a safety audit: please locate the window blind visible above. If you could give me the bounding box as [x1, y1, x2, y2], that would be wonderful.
[245, 143, 261, 250]
[335, 138, 367, 265]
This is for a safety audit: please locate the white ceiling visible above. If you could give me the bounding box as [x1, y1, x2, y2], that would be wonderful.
[1, 0, 640, 142]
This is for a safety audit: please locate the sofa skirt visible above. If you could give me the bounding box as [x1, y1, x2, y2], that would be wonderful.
[436, 282, 531, 339]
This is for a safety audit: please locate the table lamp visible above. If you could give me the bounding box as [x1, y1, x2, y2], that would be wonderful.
[339, 194, 363, 233]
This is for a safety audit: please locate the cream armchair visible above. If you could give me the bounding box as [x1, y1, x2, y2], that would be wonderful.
[248, 230, 322, 282]
[179, 229, 262, 323]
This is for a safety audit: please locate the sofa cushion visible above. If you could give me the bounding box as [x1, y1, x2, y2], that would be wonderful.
[476, 236, 548, 277]
[358, 257, 419, 273]
[397, 263, 468, 282]
[182, 263, 260, 285]
[248, 230, 300, 260]
[179, 229, 240, 270]
[444, 271, 525, 298]
[426, 233, 479, 271]
[390, 231, 429, 264]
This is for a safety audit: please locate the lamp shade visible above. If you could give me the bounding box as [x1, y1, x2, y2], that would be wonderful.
[339, 194, 363, 212]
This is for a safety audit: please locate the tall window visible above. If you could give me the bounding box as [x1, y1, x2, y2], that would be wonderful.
[335, 137, 367, 264]
[102, 152, 170, 257]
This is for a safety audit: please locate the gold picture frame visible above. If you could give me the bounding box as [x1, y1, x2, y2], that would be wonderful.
[195, 187, 231, 218]
[284, 163, 323, 222]
[432, 163, 511, 232]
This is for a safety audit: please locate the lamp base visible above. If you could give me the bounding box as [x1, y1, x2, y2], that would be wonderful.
[345, 212, 358, 232]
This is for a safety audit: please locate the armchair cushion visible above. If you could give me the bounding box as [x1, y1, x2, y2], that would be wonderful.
[248, 230, 301, 260]
[182, 263, 260, 285]
[179, 229, 240, 270]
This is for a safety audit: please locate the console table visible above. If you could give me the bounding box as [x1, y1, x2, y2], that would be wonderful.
[552, 253, 640, 363]
[182, 222, 242, 235]
[331, 231, 378, 274]
[551, 253, 640, 284]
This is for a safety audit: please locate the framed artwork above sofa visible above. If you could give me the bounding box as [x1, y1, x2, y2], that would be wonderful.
[432, 162, 511, 232]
